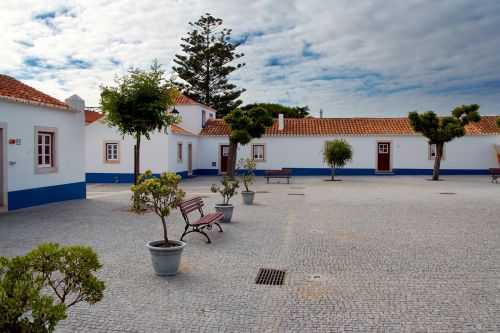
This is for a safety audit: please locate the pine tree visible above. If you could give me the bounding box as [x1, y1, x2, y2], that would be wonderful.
[173, 14, 246, 118]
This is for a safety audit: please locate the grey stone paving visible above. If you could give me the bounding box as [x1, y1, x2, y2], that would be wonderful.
[0, 176, 499, 332]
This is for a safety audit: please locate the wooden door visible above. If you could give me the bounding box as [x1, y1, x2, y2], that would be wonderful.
[0, 128, 4, 208]
[377, 142, 391, 172]
[187, 143, 193, 176]
[220, 145, 229, 173]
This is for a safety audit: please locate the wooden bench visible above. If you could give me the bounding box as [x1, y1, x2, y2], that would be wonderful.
[179, 197, 223, 244]
[264, 169, 292, 184]
[489, 168, 500, 183]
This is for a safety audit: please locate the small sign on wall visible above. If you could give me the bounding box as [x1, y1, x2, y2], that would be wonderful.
[9, 139, 21, 145]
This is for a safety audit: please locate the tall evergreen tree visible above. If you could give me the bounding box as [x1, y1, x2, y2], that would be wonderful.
[173, 14, 245, 118]
[241, 103, 310, 118]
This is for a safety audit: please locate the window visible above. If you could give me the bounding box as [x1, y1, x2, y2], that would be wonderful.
[103, 141, 120, 163]
[209, 113, 214, 120]
[252, 144, 265, 161]
[428, 144, 445, 160]
[34, 126, 58, 174]
[177, 142, 183, 162]
[202, 110, 207, 127]
[378, 143, 389, 154]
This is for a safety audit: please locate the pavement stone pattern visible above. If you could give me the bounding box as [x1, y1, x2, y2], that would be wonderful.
[0, 176, 499, 332]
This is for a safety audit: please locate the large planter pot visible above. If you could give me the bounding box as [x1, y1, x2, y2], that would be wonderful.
[214, 204, 234, 223]
[241, 191, 255, 205]
[146, 240, 186, 276]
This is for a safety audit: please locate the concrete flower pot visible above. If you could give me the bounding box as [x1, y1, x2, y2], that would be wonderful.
[214, 204, 234, 223]
[241, 191, 255, 205]
[146, 240, 186, 276]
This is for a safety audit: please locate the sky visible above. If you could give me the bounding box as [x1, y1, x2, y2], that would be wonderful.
[1, 0, 499, 117]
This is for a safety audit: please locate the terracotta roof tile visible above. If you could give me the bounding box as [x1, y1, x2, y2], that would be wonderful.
[200, 116, 500, 136]
[85, 110, 103, 123]
[174, 94, 217, 113]
[171, 125, 197, 136]
[0, 74, 73, 111]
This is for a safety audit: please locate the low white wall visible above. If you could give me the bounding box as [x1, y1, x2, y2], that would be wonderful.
[197, 135, 500, 171]
[0, 100, 85, 191]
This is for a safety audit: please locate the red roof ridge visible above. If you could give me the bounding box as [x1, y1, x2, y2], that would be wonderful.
[0, 74, 74, 111]
[171, 124, 197, 136]
[174, 94, 217, 113]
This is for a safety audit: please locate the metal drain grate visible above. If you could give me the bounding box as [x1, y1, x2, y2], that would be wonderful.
[256, 191, 270, 193]
[288, 193, 305, 196]
[439, 192, 456, 195]
[255, 268, 286, 285]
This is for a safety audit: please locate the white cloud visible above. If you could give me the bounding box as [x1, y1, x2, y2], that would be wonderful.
[1, 0, 499, 117]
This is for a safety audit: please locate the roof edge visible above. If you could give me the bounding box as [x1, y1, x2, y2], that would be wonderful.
[0, 94, 77, 112]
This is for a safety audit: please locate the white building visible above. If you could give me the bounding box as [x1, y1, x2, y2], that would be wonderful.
[85, 94, 216, 182]
[86, 92, 499, 181]
[0, 75, 86, 211]
[198, 114, 500, 176]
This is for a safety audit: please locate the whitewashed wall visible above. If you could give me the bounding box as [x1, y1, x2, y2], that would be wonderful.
[0, 100, 85, 191]
[85, 121, 171, 174]
[168, 133, 198, 174]
[197, 135, 500, 172]
[177, 105, 215, 136]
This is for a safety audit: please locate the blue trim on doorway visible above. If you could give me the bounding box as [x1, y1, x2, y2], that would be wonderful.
[86, 171, 190, 183]
[8, 182, 86, 211]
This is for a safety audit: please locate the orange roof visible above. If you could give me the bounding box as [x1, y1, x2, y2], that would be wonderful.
[0, 74, 73, 111]
[85, 110, 103, 123]
[174, 94, 217, 113]
[171, 125, 196, 136]
[200, 116, 500, 136]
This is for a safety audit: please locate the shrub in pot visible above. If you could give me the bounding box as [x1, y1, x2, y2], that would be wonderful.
[237, 158, 256, 205]
[131, 170, 186, 276]
[210, 176, 239, 222]
[0, 243, 105, 332]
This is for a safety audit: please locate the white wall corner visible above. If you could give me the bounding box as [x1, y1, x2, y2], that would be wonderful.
[65, 94, 85, 113]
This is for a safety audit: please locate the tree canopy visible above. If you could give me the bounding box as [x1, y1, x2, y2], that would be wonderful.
[173, 13, 245, 118]
[100, 60, 179, 184]
[223, 107, 274, 177]
[322, 139, 353, 181]
[408, 104, 481, 180]
[241, 103, 310, 118]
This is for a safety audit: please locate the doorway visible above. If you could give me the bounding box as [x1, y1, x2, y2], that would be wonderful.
[0, 124, 6, 209]
[377, 141, 392, 172]
[219, 144, 229, 174]
[187, 143, 193, 176]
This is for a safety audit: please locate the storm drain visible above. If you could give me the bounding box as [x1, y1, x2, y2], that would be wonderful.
[256, 191, 270, 193]
[290, 186, 305, 189]
[255, 268, 286, 285]
[288, 193, 305, 196]
[439, 192, 456, 195]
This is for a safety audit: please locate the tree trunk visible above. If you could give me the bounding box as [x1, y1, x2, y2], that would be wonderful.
[331, 167, 336, 181]
[226, 139, 238, 179]
[134, 134, 141, 185]
[432, 142, 444, 181]
[161, 216, 169, 245]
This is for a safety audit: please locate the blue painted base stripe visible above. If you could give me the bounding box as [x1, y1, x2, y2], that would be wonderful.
[86, 171, 190, 183]
[87, 168, 490, 182]
[8, 182, 86, 211]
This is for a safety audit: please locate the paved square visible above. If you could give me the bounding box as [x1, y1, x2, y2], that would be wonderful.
[1, 176, 499, 332]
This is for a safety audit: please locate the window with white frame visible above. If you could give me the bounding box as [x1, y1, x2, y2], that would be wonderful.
[35, 126, 58, 173]
[106, 143, 118, 161]
[252, 144, 265, 161]
[177, 142, 183, 162]
[428, 144, 445, 160]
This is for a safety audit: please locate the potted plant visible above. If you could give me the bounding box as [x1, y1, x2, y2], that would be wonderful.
[131, 170, 186, 276]
[210, 176, 239, 222]
[237, 158, 257, 205]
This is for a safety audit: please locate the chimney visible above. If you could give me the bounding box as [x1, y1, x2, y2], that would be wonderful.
[65, 94, 85, 112]
[278, 113, 284, 131]
[319, 109, 323, 119]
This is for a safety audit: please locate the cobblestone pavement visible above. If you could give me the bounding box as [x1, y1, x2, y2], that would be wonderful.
[1, 176, 499, 332]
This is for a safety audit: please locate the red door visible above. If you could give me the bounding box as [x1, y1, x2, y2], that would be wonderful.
[377, 142, 391, 172]
[220, 145, 229, 173]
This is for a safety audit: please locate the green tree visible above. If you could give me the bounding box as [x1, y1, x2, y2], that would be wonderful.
[408, 104, 481, 181]
[237, 158, 256, 192]
[224, 107, 274, 178]
[496, 117, 500, 128]
[210, 176, 239, 205]
[131, 170, 186, 246]
[100, 60, 179, 184]
[173, 13, 245, 118]
[241, 103, 310, 118]
[0, 243, 105, 332]
[322, 139, 353, 181]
